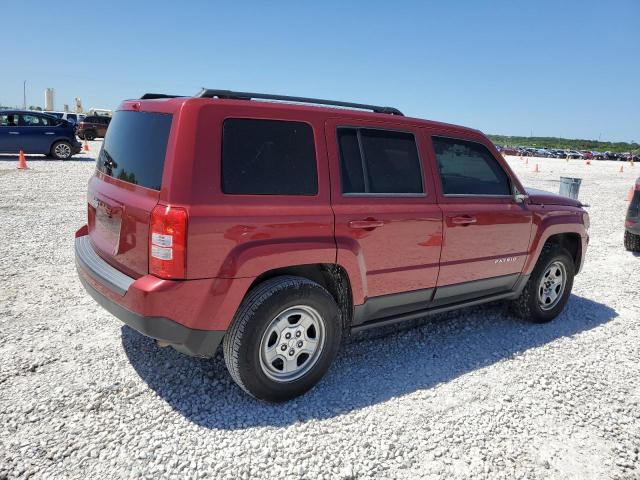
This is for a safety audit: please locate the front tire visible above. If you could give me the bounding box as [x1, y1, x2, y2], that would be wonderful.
[511, 245, 575, 323]
[625, 230, 640, 252]
[223, 276, 342, 402]
[84, 131, 96, 141]
[50, 141, 73, 160]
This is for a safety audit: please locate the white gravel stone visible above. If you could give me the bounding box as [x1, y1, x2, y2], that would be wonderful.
[0, 148, 639, 479]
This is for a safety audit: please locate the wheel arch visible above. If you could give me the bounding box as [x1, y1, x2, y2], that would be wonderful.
[524, 212, 587, 275]
[543, 233, 582, 271]
[247, 264, 354, 332]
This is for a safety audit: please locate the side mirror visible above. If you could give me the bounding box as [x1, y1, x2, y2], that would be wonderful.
[514, 192, 529, 204]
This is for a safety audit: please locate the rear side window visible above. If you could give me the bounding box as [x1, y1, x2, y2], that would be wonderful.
[222, 119, 317, 195]
[432, 137, 511, 196]
[22, 114, 52, 127]
[0, 114, 18, 126]
[338, 127, 423, 194]
[97, 111, 172, 190]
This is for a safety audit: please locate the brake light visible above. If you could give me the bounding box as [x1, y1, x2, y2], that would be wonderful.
[78, 122, 86, 129]
[149, 205, 187, 279]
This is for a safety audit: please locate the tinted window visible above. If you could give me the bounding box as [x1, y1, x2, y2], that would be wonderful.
[337, 129, 365, 193]
[338, 127, 423, 194]
[432, 137, 511, 196]
[222, 119, 317, 195]
[97, 111, 172, 190]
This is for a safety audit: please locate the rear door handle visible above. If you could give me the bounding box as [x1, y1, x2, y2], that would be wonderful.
[348, 219, 384, 230]
[451, 215, 477, 225]
[44, 132, 55, 135]
[8, 132, 19, 135]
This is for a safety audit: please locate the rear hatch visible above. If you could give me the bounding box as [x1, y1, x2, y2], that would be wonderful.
[87, 110, 173, 278]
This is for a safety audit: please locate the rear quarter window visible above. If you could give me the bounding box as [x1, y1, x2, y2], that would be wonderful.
[221, 119, 318, 195]
[97, 111, 172, 190]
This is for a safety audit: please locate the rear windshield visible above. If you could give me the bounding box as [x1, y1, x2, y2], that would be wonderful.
[97, 111, 172, 190]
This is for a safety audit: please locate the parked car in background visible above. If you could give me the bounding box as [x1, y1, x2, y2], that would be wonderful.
[567, 150, 584, 159]
[604, 151, 621, 161]
[75, 88, 590, 401]
[0, 110, 81, 159]
[76, 115, 111, 140]
[581, 151, 593, 159]
[536, 148, 553, 157]
[624, 178, 640, 252]
[44, 112, 85, 125]
[501, 147, 519, 156]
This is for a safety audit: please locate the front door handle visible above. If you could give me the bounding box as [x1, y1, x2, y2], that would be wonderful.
[348, 219, 384, 230]
[8, 132, 19, 135]
[451, 215, 477, 225]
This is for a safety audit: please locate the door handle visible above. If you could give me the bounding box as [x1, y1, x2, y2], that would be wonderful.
[348, 219, 384, 230]
[44, 132, 55, 135]
[8, 132, 19, 135]
[451, 215, 477, 225]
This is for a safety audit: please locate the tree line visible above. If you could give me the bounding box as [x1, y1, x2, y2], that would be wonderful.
[488, 135, 638, 154]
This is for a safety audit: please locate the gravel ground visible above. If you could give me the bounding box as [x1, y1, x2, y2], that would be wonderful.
[1, 145, 639, 480]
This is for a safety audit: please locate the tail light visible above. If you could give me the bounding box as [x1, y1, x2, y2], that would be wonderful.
[78, 122, 86, 129]
[149, 205, 187, 279]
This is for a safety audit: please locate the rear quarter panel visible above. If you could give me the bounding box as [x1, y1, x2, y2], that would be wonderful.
[160, 100, 336, 280]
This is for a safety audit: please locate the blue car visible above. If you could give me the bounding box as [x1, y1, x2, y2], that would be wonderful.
[0, 110, 82, 159]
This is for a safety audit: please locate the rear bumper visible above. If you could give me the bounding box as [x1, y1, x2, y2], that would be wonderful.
[75, 234, 226, 357]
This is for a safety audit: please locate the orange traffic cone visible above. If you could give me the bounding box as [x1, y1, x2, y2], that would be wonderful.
[83, 140, 90, 152]
[533, 163, 540, 173]
[17, 150, 28, 170]
[620, 165, 624, 173]
[626, 187, 634, 201]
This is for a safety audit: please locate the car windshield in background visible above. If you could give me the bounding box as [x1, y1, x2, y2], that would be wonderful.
[97, 111, 172, 190]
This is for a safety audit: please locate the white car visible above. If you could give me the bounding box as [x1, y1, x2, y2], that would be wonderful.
[43, 111, 85, 125]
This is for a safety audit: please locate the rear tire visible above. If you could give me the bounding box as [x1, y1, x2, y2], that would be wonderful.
[511, 244, 575, 323]
[223, 276, 341, 402]
[624, 230, 640, 252]
[84, 131, 96, 141]
[50, 141, 73, 160]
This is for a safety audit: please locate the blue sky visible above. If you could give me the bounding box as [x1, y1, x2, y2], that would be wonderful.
[3, 1, 638, 142]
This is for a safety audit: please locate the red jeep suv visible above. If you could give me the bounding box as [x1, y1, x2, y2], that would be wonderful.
[75, 89, 589, 402]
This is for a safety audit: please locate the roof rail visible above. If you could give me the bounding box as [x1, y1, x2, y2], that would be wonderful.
[194, 88, 404, 116]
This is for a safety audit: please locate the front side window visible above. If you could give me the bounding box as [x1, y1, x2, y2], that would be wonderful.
[338, 127, 424, 194]
[432, 137, 511, 196]
[222, 119, 317, 195]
